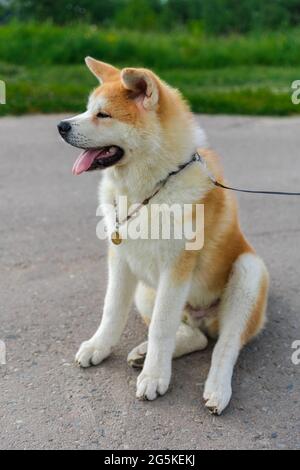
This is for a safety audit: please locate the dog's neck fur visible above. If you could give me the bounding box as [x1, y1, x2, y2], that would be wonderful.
[104, 112, 207, 204]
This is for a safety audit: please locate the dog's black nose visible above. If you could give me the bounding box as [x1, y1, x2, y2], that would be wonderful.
[58, 121, 71, 136]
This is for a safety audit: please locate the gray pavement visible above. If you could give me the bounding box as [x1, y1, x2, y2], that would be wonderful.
[0, 114, 299, 450]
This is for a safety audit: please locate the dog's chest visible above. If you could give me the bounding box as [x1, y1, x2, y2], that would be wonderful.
[122, 239, 159, 286]
[103, 191, 187, 286]
[117, 236, 184, 288]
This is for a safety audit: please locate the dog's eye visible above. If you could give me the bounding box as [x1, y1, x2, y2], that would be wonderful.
[96, 111, 111, 118]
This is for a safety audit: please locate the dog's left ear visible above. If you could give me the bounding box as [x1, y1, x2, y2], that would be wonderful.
[121, 68, 159, 110]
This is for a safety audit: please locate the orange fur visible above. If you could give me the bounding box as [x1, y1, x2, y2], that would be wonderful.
[192, 148, 254, 294]
[93, 82, 142, 125]
[172, 250, 198, 284]
[142, 315, 151, 327]
[204, 316, 220, 339]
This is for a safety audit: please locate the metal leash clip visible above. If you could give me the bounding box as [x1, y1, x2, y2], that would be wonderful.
[193, 152, 217, 185]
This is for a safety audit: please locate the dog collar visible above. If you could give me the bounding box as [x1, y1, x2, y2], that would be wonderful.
[111, 151, 206, 245]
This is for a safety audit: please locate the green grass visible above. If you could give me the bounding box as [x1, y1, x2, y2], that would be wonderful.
[0, 23, 300, 116]
[0, 63, 299, 116]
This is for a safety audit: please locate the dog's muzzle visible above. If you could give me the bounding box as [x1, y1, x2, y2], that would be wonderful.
[57, 120, 125, 175]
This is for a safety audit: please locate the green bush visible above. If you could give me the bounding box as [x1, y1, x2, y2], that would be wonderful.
[3, 1, 300, 34]
[0, 22, 299, 69]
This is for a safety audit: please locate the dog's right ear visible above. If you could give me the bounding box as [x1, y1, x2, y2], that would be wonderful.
[121, 68, 159, 110]
[85, 57, 120, 83]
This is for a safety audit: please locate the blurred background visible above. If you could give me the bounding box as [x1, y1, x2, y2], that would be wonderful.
[0, 0, 300, 116]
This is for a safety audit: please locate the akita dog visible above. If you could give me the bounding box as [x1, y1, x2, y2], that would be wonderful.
[58, 57, 269, 415]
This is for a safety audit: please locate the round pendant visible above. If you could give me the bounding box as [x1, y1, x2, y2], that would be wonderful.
[111, 231, 122, 245]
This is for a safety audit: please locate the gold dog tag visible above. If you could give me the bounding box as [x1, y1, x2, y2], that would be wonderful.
[111, 231, 122, 245]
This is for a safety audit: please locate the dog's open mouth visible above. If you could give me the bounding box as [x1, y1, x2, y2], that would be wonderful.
[72, 146, 124, 175]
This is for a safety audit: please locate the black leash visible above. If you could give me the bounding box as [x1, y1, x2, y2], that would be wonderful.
[194, 152, 300, 196]
[213, 181, 300, 196]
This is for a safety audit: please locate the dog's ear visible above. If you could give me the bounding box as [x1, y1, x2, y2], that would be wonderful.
[85, 57, 120, 83]
[121, 68, 159, 110]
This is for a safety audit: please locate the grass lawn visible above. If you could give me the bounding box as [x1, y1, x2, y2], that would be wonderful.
[0, 62, 299, 116]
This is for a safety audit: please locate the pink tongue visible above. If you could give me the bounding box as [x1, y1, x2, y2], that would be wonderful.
[72, 149, 102, 175]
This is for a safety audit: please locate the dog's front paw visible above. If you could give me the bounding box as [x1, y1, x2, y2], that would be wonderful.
[75, 340, 111, 368]
[203, 378, 232, 415]
[136, 370, 170, 401]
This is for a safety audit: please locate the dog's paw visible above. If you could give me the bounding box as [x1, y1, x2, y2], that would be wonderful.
[75, 340, 111, 368]
[136, 370, 170, 401]
[127, 341, 148, 368]
[203, 378, 232, 415]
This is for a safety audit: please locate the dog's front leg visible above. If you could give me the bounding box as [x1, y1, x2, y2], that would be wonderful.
[136, 269, 191, 400]
[76, 249, 137, 368]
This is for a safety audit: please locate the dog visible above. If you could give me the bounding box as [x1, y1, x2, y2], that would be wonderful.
[58, 57, 269, 415]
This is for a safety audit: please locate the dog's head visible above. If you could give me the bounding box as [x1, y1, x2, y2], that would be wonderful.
[58, 57, 184, 175]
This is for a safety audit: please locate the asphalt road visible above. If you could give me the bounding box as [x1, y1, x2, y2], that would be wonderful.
[0, 114, 299, 450]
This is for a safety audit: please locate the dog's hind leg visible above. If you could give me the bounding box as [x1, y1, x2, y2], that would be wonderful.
[203, 252, 269, 415]
[128, 282, 207, 368]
